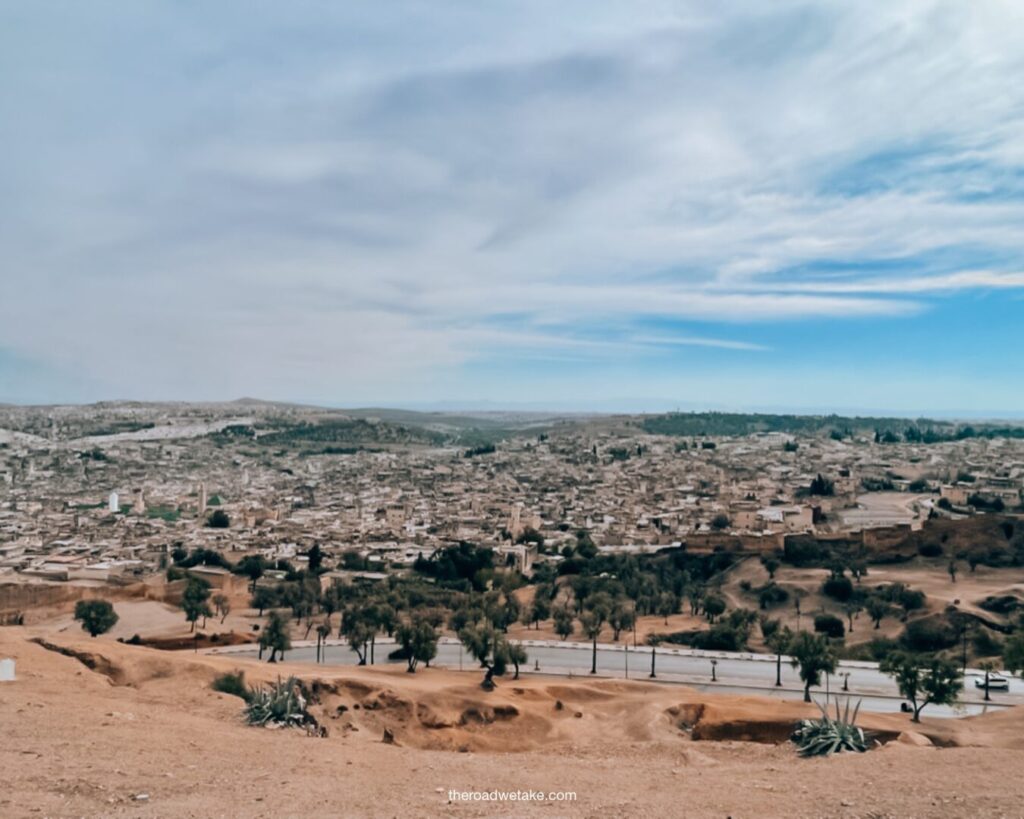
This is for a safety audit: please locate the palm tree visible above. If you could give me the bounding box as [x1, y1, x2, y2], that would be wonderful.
[766, 626, 793, 687]
[315, 622, 331, 664]
[788, 631, 837, 702]
[580, 610, 605, 674]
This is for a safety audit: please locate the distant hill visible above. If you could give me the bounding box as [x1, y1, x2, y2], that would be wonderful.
[640, 411, 1024, 440]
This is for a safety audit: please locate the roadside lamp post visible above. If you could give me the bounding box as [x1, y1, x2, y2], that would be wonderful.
[711, 659, 718, 682]
[842, 672, 850, 692]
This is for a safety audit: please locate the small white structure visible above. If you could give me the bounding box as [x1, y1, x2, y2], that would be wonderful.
[0, 658, 15, 681]
[108, 492, 119, 512]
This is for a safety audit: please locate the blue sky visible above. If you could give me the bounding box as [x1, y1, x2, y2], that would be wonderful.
[2, 1, 1024, 415]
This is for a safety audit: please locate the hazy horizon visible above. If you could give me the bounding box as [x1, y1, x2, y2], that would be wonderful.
[3, 394, 1023, 423]
[3, 2, 1023, 412]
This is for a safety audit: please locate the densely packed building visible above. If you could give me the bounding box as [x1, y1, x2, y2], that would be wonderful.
[1, 402, 1022, 586]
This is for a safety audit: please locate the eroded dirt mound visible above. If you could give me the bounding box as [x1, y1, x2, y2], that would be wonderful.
[21, 629, 1024, 755]
[4, 627, 1024, 817]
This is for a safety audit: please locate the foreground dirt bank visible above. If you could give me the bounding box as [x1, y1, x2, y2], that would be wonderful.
[2, 628, 1023, 818]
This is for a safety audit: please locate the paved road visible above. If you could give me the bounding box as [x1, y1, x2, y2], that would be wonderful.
[210, 638, 1021, 718]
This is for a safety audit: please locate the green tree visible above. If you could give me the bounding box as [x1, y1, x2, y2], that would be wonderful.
[73, 599, 118, 637]
[499, 594, 522, 632]
[580, 595, 610, 675]
[341, 606, 375, 665]
[866, 598, 890, 630]
[206, 509, 230, 528]
[608, 600, 635, 641]
[396, 617, 438, 673]
[1003, 632, 1024, 676]
[315, 621, 331, 663]
[213, 593, 231, 624]
[260, 610, 292, 663]
[553, 606, 575, 640]
[506, 641, 528, 680]
[306, 543, 325, 574]
[762, 556, 780, 580]
[704, 595, 726, 624]
[526, 594, 551, 630]
[658, 591, 679, 623]
[880, 652, 963, 722]
[181, 577, 212, 632]
[250, 585, 276, 617]
[789, 631, 838, 702]
[236, 555, 266, 592]
[766, 625, 793, 687]
[809, 474, 835, 496]
[842, 602, 862, 634]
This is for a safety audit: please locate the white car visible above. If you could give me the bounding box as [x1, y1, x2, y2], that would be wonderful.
[975, 674, 1010, 691]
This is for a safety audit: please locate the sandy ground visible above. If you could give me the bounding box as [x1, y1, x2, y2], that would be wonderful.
[2, 627, 1024, 818]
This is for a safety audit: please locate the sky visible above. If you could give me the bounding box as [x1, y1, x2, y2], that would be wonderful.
[2, 1, 1024, 415]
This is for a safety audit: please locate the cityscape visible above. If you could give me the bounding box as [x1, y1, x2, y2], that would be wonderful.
[4, 1, 1024, 817]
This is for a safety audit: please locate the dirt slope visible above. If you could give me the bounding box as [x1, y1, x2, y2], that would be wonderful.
[2, 628, 1024, 818]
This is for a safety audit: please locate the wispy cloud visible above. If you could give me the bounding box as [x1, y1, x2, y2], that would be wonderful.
[632, 335, 769, 351]
[1, 1, 1023, 406]
[715, 270, 1024, 294]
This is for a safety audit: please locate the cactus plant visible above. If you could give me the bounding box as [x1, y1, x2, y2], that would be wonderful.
[791, 697, 870, 757]
[244, 676, 309, 728]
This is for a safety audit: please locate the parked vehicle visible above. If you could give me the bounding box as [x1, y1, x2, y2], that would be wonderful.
[975, 674, 1010, 691]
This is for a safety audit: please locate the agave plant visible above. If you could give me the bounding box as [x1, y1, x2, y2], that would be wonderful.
[244, 676, 309, 728]
[791, 697, 869, 757]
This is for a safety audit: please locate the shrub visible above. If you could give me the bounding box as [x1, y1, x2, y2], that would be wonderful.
[690, 624, 745, 651]
[866, 637, 901, 661]
[822, 576, 854, 602]
[212, 671, 250, 701]
[901, 618, 958, 652]
[757, 583, 789, 609]
[979, 595, 1019, 615]
[814, 614, 845, 639]
[972, 628, 1004, 657]
[918, 542, 943, 558]
[898, 588, 927, 611]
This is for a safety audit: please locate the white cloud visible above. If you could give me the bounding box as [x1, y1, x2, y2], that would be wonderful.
[1, 1, 1023, 404]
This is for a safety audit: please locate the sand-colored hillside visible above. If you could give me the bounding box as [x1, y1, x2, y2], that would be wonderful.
[2, 627, 1024, 817]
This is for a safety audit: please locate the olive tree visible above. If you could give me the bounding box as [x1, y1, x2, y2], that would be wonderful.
[73, 599, 118, 637]
[880, 652, 962, 722]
